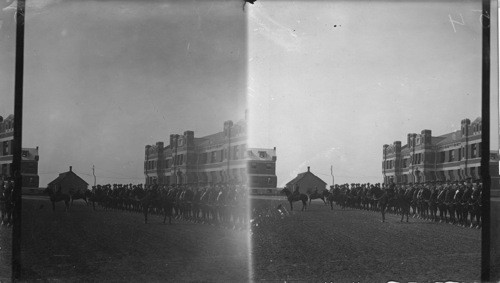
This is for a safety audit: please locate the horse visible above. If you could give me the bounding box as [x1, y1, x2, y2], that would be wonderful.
[70, 189, 89, 207]
[468, 186, 481, 228]
[281, 188, 308, 211]
[417, 186, 431, 220]
[444, 186, 456, 224]
[324, 190, 334, 210]
[369, 186, 393, 222]
[436, 186, 448, 222]
[157, 188, 175, 225]
[395, 187, 412, 222]
[427, 187, 438, 222]
[140, 187, 173, 224]
[44, 187, 70, 212]
[308, 190, 326, 206]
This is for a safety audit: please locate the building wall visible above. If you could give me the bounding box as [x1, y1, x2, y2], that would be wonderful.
[247, 147, 277, 189]
[382, 118, 489, 184]
[144, 118, 277, 187]
[0, 115, 14, 180]
[21, 148, 40, 188]
[0, 115, 40, 188]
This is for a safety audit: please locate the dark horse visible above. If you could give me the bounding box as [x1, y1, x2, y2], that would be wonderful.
[140, 188, 174, 224]
[281, 188, 308, 211]
[308, 190, 326, 206]
[70, 189, 89, 207]
[324, 189, 335, 210]
[369, 186, 393, 222]
[44, 187, 70, 211]
[396, 186, 413, 222]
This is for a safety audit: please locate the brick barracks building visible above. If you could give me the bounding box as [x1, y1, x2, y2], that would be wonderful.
[382, 117, 498, 184]
[247, 147, 277, 194]
[144, 117, 277, 190]
[0, 114, 40, 190]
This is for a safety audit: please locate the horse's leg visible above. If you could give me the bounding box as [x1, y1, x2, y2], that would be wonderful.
[169, 204, 173, 224]
[381, 204, 386, 222]
[163, 207, 168, 224]
[6, 206, 11, 226]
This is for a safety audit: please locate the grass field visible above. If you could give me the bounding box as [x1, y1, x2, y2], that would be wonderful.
[250, 196, 481, 282]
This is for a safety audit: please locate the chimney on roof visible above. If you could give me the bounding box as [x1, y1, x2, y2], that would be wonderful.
[307, 166, 310, 172]
[69, 166, 72, 172]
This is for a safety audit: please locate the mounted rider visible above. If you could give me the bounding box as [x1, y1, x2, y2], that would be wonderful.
[293, 185, 300, 198]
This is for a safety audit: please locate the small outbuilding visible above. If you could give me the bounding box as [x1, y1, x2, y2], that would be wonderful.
[47, 166, 88, 195]
[286, 166, 327, 194]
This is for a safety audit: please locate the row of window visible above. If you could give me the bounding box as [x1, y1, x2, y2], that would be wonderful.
[386, 166, 480, 183]
[145, 154, 185, 171]
[383, 159, 398, 170]
[146, 168, 248, 185]
[438, 143, 481, 163]
[250, 162, 274, 170]
[383, 142, 482, 169]
[145, 145, 248, 171]
[464, 124, 482, 135]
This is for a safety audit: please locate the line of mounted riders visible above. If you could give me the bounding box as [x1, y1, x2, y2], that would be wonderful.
[44, 180, 249, 230]
[281, 178, 482, 228]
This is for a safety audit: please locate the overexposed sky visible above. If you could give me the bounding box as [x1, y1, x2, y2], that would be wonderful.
[248, 1, 484, 186]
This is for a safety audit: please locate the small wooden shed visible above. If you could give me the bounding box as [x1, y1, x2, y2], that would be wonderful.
[47, 166, 88, 195]
[285, 166, 327, 194]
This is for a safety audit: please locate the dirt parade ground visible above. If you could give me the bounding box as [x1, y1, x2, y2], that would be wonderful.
[251, 196, 482, 282]
[8, 195, 496, 282]
[20, 196, 249, 282]
[0, 220, 12, 281]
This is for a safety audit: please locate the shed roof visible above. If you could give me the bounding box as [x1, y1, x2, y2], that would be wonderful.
[47, 169, 88, 187]
[286, 170, 327, 187]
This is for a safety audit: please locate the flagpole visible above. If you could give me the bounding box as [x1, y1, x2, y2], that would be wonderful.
[330, 165, 334, 187]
